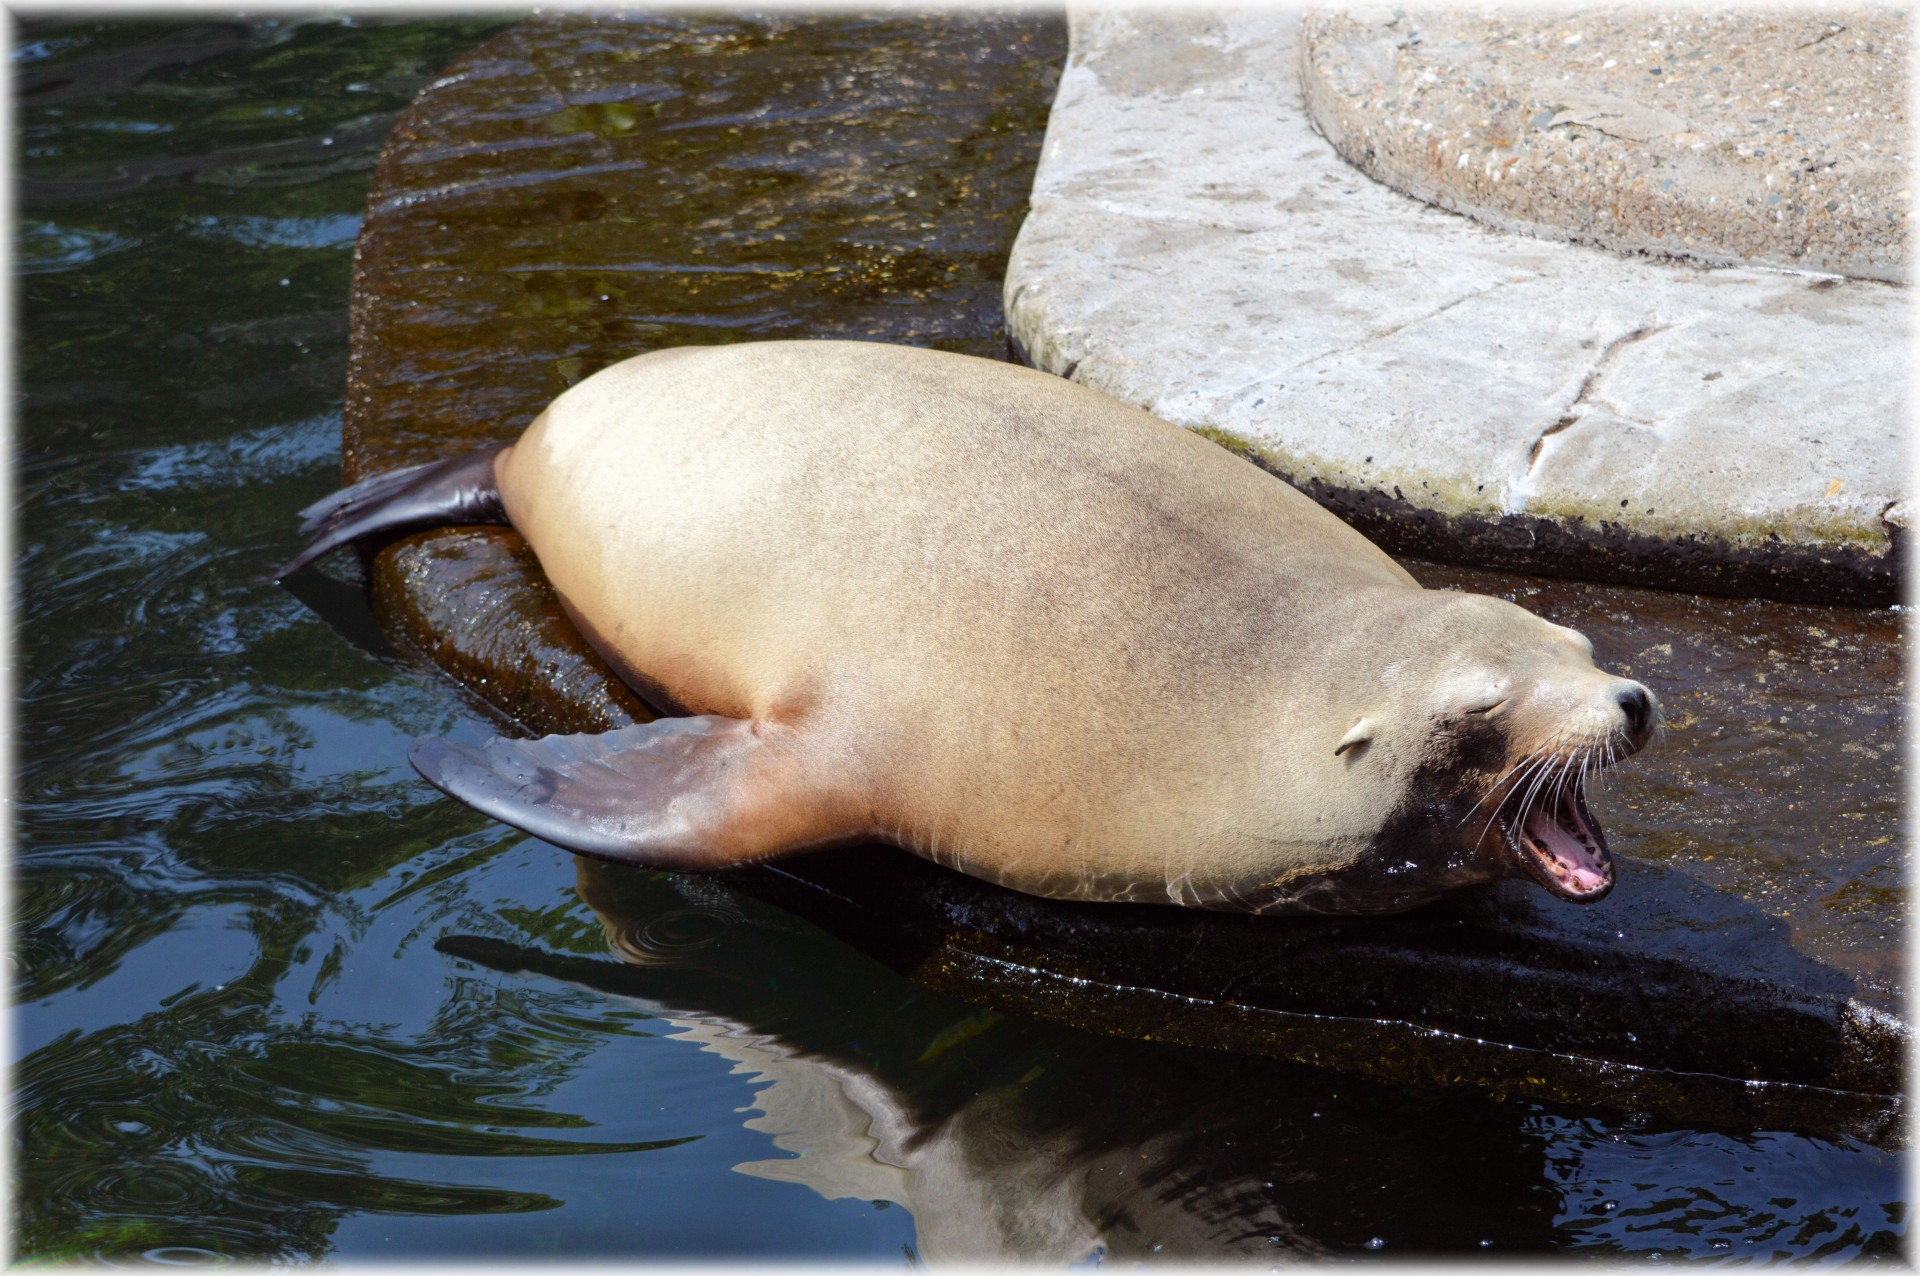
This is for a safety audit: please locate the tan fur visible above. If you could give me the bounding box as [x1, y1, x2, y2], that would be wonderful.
[494, 340, 1640, 907]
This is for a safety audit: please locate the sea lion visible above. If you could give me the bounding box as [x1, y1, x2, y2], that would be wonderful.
[277, 340, 1655, 913]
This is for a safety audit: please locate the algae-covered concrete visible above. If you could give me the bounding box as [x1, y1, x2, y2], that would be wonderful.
[325, 11, 1903, 1142]
[1004, 9, 1906, 605]
[344, 12, 1066, 729]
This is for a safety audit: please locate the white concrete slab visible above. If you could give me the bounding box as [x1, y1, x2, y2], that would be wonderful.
[1003, 9, 1907, 603]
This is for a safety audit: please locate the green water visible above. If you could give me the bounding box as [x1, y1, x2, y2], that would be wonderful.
[12, 14, 1905, 1263]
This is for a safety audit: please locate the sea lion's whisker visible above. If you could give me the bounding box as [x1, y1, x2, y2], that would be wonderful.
[1552, 752, 1574, 812]
[1462, 749, 1555, 839]
[1459, 751, 1544, 824]
[1510, 726, 1628, 835]
[1497, 748, 1559, 817]
[1591, 737, 1616, 794]
[1544, 751, 1575, 817]
[1514, 748, 1567, 833]
[1648, 714, 1671, 755]
[1465, 757, 1544, 853]
[1468, 742, 1580, 855]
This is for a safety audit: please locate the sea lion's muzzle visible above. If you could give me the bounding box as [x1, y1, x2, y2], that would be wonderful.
[1504, 781, 1613, 902]
[1483, 677, 1657, 905]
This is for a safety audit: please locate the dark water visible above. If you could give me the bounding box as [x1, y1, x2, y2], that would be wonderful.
[11, 15, 1906, 1264]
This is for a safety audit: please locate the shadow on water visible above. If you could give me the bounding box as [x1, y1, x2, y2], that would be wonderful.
[430, 859, 1906, 1262]
[721, 844, 1902, 1132]
[277, 559, 397, 661]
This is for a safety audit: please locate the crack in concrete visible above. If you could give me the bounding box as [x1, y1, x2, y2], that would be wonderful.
[1796, 22, 1847, 50]
[1298, 286, 1495, 373]
[1582, 395, 1661, 431]
[1524, 324, 1666, 472]
[1216, 282, 1505, 402]
[1038, 188, 1339, 239]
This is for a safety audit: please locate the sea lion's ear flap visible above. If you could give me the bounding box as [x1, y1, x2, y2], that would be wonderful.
[409, 716, 838, 871]
[1333, 717, 1374, 757]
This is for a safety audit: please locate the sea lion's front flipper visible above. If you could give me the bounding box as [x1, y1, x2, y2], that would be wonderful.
[409, 716, 844, 871]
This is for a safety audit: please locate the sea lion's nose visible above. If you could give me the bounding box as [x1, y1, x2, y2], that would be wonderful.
[1612, 682, 1655, 745]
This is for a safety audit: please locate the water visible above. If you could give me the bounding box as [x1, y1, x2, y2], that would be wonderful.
[12, 14, 1906, 1263]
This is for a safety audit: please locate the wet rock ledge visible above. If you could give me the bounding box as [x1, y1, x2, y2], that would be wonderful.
[330, 11, 1904, 1146]
[1005, 9, 1907, 605]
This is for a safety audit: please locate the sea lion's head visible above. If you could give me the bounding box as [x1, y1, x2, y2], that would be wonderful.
[1322, 590, 1655, 910]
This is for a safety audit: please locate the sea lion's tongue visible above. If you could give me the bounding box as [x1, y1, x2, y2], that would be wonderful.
[1524, 805, 1608, 895]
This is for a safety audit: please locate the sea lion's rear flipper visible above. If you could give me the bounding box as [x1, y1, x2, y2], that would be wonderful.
[270, 444, 509, 580]
[409, 716, 844, 871]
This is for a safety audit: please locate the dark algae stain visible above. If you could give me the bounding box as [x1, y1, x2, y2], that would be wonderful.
[14, 11, 1905, 1264]
[1173, 420, 1903, 606]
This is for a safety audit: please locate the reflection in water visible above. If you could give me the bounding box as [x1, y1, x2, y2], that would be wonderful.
[674, 1016, 1327, 1263]
[436, 858, 1900, 1263]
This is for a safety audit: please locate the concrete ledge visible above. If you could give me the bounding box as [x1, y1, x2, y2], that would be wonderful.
[1004, 9, 1907, 605]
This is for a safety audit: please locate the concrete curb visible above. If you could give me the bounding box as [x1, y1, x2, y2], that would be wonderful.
[1003, 9, 1907, 605]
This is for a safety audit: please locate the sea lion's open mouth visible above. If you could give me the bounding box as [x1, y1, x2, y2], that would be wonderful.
[1500, 781, 1613, 903]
